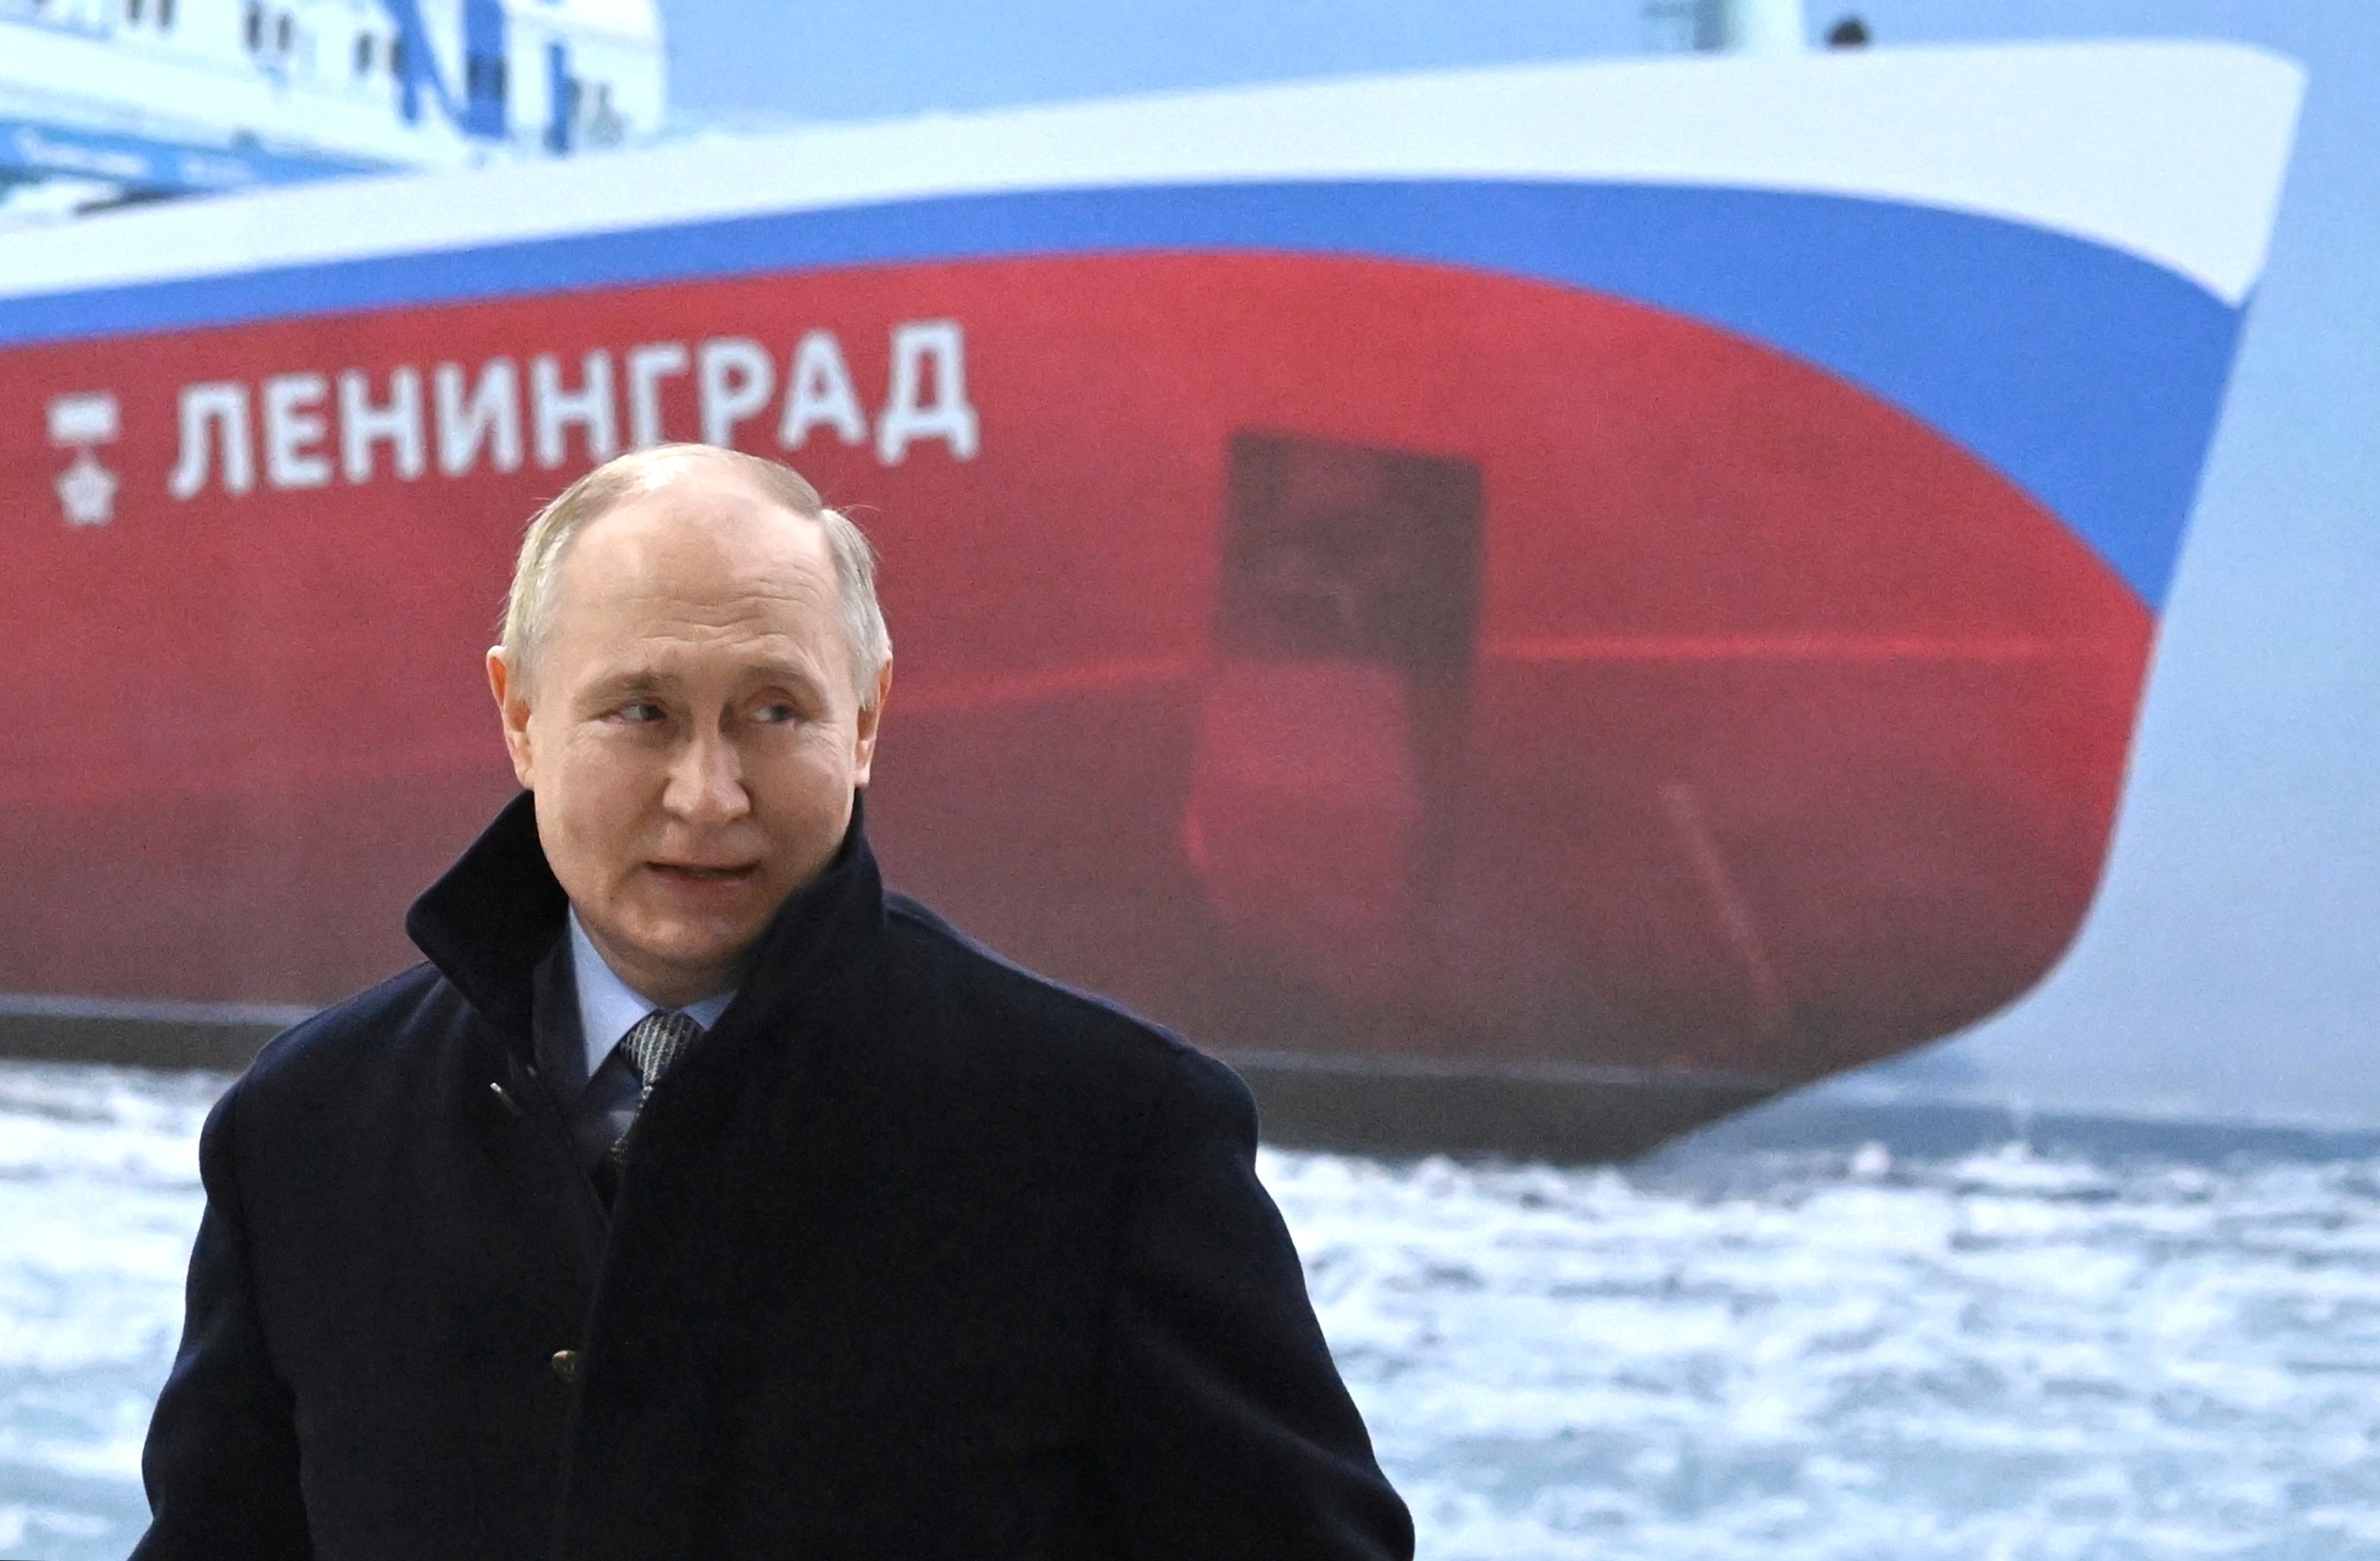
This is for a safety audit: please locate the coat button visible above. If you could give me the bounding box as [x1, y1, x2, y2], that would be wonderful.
[551, 1349, 580, 1383]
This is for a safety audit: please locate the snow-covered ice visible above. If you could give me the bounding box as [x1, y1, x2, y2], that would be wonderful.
[0, 1063, 218, 1561]
[1266, 1143, 2380, 1558]
[9, 1060, 2380, 1559]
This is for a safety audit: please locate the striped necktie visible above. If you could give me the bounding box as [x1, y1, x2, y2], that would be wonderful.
[609, 1009, 702, 1164]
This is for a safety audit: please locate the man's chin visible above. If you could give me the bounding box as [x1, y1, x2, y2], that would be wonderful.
[598, 905, 766, 988]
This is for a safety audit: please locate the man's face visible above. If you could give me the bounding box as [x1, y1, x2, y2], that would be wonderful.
[488, 464, 888, 1007]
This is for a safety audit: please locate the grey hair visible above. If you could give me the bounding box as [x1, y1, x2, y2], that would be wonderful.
[499, 444, 890, 709]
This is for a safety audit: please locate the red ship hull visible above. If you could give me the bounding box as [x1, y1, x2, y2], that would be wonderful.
[3, 251, 2148, 1082]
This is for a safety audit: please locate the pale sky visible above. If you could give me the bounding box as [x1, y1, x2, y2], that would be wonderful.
[660, 0, 2380, 1126]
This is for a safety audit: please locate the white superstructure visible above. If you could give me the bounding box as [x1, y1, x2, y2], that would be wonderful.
[0, 0, 662, 220]
[0, 41, 2301, 312]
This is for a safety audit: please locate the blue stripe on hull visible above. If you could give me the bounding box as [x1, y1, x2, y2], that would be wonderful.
[0, 180, 2241, 606]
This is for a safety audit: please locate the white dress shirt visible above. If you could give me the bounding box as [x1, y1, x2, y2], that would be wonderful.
[567, 909, 737, 1079]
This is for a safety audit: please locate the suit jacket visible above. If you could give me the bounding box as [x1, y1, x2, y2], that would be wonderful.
[132, 792, 1412, 1560]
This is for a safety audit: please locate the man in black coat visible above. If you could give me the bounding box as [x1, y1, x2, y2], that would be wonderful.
[133, 444, 1412, 1560]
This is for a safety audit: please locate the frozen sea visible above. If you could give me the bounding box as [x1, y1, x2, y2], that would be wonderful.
[7, 1061, 2380, 1559]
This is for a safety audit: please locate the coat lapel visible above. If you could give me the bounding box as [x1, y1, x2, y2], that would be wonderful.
[406, 791, 566, 1055]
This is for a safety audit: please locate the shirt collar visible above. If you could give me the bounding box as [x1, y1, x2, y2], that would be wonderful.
[567, 909, 738, 1077]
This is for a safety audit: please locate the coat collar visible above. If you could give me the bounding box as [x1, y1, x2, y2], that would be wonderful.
[405, 790, 886, 1050]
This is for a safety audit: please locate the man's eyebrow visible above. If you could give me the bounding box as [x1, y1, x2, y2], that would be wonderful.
[575, 661, 827, 704]
[741, 659, 827, 689]
[578, 669, 675, 705]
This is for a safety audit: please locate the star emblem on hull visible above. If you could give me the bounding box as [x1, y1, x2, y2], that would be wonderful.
[56, 446, 121, 527]
[47, 391, 123, 527]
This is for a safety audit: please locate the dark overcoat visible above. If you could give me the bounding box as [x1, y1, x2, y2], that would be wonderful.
[132, 793, 1412, 1560]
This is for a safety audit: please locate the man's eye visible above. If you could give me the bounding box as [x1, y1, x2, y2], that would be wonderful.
[610, 702, 665, 724]
[752, 702, 799, 725]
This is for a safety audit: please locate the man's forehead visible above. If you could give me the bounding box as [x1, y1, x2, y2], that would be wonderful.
[560, 483, 831, 602]
[589, 463, 824, 548]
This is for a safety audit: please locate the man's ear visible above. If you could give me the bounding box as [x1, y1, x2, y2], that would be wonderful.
[851, 660, 892, 789]
[487, 647, 536, 790]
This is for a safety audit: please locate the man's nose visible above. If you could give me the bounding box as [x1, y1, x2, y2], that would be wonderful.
[663, 728, 750, 822]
